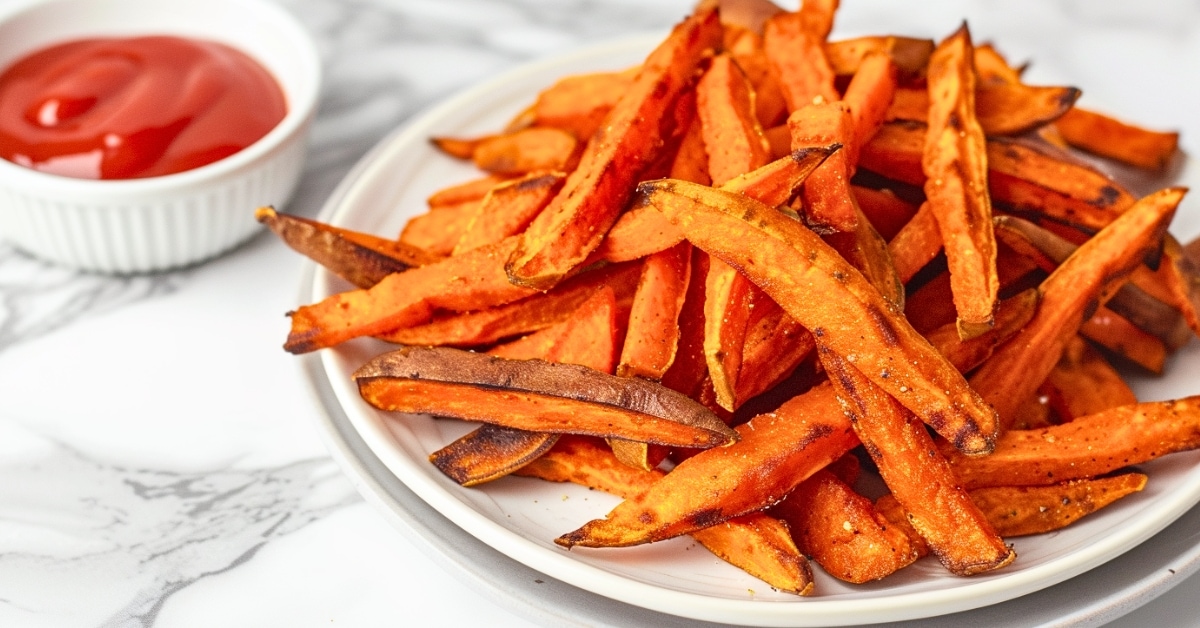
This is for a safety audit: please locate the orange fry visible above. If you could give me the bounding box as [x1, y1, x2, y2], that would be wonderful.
[505, 5, 722, 289]
[923, 24, 998, 338]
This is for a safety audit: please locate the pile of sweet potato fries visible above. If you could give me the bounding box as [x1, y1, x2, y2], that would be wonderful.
[263, 0, 1200, 595]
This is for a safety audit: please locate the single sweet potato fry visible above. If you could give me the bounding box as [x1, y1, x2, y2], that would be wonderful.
[852, 185, 919, 241]
[638, 178, 1000, 454]
[695, 52, 773, 410]
[532, 67, 638, 140]
[1055, 106, 1180, 170]
[470, 127, 579, 176]
[356, 346, 737, 448]
[555, 382, 859, 547]
[255, 207, 439, 288]
[452, 171, 566, 255]
[505, 5, 722, 289]
[430, 134, 488, 160]
[285, 237, 537, 353]
[969, 187, 1183, 428]
[887, 201, 941, 284]
[377, 262, 638, 348]
[431, 425, 560, 487]
[515, 435, 815, 595]
[617, 242, 693, 380]
[966, 473, 1148, 537]
[943, 395, 1200, 489]
[399, 200, 480, 256]
[818, 342, 1014, 576]
[771, 469, 920, 583]
[841, 50, 899, 163]
[923, 23, 999, 339]
[426, 173, 510, 207]
[763, 10, 839, 112]
[1042, 335, 1138, 422]
[1080, 305, 1169, 374]
[697, 53, 772, 186]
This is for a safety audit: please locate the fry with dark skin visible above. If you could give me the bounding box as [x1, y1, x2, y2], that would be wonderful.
[637, 178, 1000, 454]
[255, 206, 439, 288]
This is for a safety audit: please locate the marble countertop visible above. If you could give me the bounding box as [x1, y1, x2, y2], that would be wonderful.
[2, 0, 1198, 626]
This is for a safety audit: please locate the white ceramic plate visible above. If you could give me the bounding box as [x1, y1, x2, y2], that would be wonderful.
[304, 34, 1200, 627]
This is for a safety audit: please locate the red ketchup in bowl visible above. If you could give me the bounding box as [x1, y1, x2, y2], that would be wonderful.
[0, 35, 286, 180]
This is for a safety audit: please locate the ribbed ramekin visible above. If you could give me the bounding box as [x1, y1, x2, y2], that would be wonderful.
[0, 0, 321, 273]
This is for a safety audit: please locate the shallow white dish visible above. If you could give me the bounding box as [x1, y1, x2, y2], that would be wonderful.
[302, 34, 1200, 626]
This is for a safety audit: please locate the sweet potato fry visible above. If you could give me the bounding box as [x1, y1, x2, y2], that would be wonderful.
[724, 25, 789, 128]
[469, 127, 579, 176]
[285, 237, 537, 353]
[356, 346, 737, 448]
[695, 52, 774, 410]
[817, 342, 1014, 576]
[616, 242, 693, 380]
[877, 471, 1147, 543]
[515, 435, 815, 595]
[943, 396, 1200, 489]
[532, 67, 638, 140]
[426, 173, 510, 207]
[637, 178, 1000, 454]
[888, 83, 1080, 137]
[451, 171, 566, 255]
[1080, 306, 1169, 374]
[430, 134, 487, 160]
[697, 53, 773, 186]
[852, 185, 919, 241]
[841, 51, 899, 163]
[965, 473, 1148, 537]
[1041, 335, 1137, 422]
[660, 247, 712, 399]
[398, 200, 479, 256]
[431, 425, 560, 487]
[734, 293, 815, 405]
[969, 187, 1184, 427]
[788, 102, 859, 232]
[555, 383, 859, 547]
[887, 201, 941, 284]
[255, 206, 439, 288]
[763, 10, 839, 112]
[771, 469, 920, 583]
[1055, 106, 1180, 170]
[505, 5, 722, 289]
[923, 23, 999, 339]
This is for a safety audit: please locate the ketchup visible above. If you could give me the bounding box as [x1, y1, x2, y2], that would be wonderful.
[0, 36, 286, 179]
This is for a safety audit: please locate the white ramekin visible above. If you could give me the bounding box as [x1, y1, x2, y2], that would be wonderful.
[0, 0, 321, 273]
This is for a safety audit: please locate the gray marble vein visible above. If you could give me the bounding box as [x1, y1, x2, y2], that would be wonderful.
[0, 423, 357, 628]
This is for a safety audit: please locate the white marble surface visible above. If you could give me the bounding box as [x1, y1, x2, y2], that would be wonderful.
[0, 0, 1197, 626]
